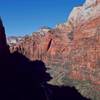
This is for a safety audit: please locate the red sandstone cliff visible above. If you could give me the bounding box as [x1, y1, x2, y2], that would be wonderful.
[8, 0, 100, 99]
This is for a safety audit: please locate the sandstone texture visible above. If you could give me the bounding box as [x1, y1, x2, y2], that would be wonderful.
[0, 19, 88, 100]
[8, 0, 100, 99]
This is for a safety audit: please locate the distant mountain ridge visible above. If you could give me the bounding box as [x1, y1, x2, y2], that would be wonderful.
[7, 36, 23, 45]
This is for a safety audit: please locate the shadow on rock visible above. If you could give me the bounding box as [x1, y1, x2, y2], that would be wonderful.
[0, 51, 90, 100]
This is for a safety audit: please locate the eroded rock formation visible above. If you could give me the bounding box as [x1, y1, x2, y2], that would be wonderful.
[9, 0, 100, 99]
[0, 19, 89, 100]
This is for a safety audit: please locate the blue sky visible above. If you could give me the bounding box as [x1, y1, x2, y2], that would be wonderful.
[0, 0, 85, 36]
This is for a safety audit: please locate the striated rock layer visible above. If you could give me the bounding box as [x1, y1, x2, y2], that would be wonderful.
[9, 0, 100, 99]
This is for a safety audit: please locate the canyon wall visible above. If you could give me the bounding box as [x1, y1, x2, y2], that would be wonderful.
[8, 0, 100, 99]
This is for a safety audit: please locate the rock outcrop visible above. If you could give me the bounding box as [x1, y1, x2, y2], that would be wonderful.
[0, 18, 9, 58]
[9, 0, 100, 99]
[0, 19, 89, 100]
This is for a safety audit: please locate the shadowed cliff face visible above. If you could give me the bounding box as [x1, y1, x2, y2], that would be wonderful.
[0, 18, 6, 42]
[0, 18, 9, 59]
[9, 0, 100, 100]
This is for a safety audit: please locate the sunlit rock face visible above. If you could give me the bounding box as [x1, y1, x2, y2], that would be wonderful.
[65, 0, 100, 39]
[9, 0, 100, 99]
[84, 0, 100, 7]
